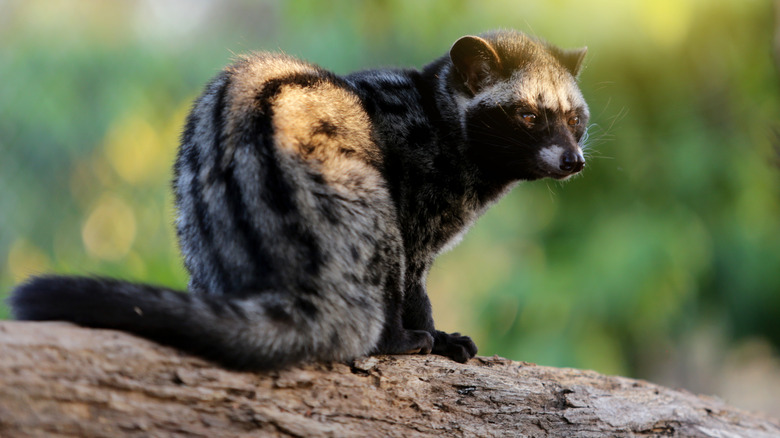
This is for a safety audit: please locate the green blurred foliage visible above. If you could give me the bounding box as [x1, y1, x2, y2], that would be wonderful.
[1, 0, 778, 381]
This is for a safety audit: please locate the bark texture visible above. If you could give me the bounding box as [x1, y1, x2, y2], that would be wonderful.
[1, 321, 778, 438]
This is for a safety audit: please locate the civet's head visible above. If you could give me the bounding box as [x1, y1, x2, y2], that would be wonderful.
[449, 30, 589, 181]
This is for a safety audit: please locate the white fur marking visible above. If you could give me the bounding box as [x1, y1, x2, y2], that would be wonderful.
[539, 145, 565, 168]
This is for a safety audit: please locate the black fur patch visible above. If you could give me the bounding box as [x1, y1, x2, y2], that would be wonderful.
[312, 119, 339, 137]
[406, 123, 433, 147]
[296, 297, 318, 319]
[282, 222, 323, 276]
[373, 98, 407, 115]
[306, 169, 326, 185]
[299, 141, 316, 155]
[316, 196, 341, 225]
[265, 302, 293, 324]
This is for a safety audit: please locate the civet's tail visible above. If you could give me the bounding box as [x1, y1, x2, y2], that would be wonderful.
[10, 275, 323, 369]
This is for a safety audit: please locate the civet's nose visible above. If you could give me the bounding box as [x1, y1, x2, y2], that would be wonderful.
[560, 150, 585, 174]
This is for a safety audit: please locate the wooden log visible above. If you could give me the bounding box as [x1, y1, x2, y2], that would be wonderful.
[0, 321, 778, 437]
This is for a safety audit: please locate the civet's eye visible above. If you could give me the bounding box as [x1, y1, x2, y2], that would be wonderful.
[522, 113, 536, 124]
[568, 116, 580, 126]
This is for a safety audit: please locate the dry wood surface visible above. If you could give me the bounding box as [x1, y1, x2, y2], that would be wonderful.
[1, 321, 778, 437]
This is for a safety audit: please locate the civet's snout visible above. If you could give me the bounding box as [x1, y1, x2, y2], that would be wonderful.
[560, 149, 585, 174]
[538, 145, 585, 179]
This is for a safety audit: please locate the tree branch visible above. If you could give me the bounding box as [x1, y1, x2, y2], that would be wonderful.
[0, 321, 778, 437]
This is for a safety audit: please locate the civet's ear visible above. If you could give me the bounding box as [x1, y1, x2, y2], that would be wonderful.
[450, 35, 502, 95]
[554, 46, 588, 77]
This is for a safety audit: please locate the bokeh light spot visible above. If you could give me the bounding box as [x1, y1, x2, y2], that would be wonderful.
[639, 0, 693, 48]
[104, 115, 166, 184]
[81, 194, 137, 260]
[7, 239, 51, 283]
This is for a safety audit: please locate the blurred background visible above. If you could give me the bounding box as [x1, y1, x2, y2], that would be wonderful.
[1, 0, 779, 418]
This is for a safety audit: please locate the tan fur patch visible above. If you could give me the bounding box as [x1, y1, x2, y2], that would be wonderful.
[271, 81, 380, 189]
[218, 55, 321, 167]
[226, 54, 319, 118]
[467, 67, 588, 116]
[511, 69, 586, 113]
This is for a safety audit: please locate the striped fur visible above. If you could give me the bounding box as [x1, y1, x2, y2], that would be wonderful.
[10, 30, 589, 370]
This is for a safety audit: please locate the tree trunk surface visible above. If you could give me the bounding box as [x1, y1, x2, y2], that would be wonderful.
[0, 321, 778, 438]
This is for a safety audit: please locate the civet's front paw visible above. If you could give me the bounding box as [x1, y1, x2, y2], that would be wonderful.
[432, 331, 478, 363]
